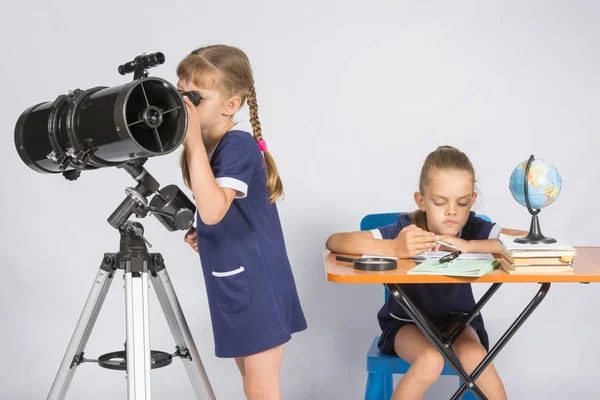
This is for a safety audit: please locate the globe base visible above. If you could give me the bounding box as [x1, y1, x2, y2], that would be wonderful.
[514, 214, 556, 244]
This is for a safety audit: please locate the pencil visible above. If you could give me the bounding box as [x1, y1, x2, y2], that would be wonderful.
[436, 240, 460, 250]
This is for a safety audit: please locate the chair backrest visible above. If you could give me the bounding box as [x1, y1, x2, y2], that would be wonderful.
[360, 213, 403, 231]
[359, 212, 492, 302]
[360, 212, 492, 231]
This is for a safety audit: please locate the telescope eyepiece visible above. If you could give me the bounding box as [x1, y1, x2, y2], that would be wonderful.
[118, 52, 165, 76]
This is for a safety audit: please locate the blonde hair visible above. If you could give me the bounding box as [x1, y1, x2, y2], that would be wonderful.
[177, 45, 283, 203]
[411, 145, 476, 230]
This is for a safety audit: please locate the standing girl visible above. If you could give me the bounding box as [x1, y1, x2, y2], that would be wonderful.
[179, 45, 307, 400]
[326, 146, 526, 400]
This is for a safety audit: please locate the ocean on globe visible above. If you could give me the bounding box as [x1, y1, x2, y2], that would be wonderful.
[509, 158, 562, 210]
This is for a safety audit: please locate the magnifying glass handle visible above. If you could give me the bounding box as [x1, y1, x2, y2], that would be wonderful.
[335, 256, 357, 263]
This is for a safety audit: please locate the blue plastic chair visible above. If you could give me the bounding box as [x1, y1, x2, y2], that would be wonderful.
[361, 212, 489, 400]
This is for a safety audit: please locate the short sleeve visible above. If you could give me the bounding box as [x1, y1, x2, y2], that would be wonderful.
[211, 132, 259, 199]
[467, 213, 502, 240]
[373, 222, 401, 240]
[370, 214, 413, 240]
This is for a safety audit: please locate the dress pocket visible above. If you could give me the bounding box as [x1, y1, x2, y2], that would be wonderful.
[212, 266, 252, 313]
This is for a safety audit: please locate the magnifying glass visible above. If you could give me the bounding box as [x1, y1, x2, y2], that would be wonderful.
[438, 250, 462, 264]
[335, 256, 397, 271]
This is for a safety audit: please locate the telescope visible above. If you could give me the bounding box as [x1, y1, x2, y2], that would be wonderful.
[13, 52, 201, 233]
[14, 53, 217, 400]
[14, 52, 200, 181]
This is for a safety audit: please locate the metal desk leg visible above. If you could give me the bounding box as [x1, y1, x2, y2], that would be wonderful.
[385, 284, 486, 399]
[450, 283, 551, 400]
[385, 283, 551, 400]
[445, 283, 503, 347]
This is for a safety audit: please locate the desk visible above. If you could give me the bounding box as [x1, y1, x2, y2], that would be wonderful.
[324, 247, 600, 400]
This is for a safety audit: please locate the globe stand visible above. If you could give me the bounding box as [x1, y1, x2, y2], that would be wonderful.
[514, 154, 556, 244]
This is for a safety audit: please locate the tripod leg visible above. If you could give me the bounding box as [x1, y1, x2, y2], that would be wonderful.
[150, 254, 217, 400]
[124, 257, 152, 400]
[47, 255, 117, 400]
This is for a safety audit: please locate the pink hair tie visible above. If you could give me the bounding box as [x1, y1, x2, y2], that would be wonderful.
[257, 139, 268, 152]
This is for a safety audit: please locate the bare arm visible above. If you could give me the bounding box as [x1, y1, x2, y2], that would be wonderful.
[325, 231, 397, 257]
[463, 239, 502, 254]
[182, 97, 237, 226]
[440, 227, 528, 254]
[186, 144, 236, 225]
[499, 228, 528, 236]
[326, 225, 438, 259]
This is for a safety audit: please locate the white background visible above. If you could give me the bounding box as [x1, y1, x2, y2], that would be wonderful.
[1, 1, 599, 399]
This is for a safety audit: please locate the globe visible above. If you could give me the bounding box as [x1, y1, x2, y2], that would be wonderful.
[508, 155, 562, 244]
[509, 158, 563, 210]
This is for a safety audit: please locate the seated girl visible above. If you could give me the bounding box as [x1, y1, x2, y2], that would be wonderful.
[326, 145, 526, 400]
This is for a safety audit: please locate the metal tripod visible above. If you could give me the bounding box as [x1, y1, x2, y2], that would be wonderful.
[45, 159, 216, 400]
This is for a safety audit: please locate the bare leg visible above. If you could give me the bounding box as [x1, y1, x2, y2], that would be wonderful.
[452, 326, 507, 400]
[235, 357, 246, 378]
[391, 325, 445, 400]
[241, 345, 284, 400]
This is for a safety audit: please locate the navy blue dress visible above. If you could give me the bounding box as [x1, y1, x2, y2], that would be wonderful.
[374, 212, 501, 355]
[195, 130, 307, 358]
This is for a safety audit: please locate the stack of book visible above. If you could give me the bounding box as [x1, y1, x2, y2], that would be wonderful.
[497, 234, 576, 274]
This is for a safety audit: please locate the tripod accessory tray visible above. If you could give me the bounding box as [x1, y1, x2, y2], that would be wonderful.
[98, 350, 172, 371]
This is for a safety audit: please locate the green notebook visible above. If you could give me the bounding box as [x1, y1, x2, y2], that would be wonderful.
[407, 258, 499, 277]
